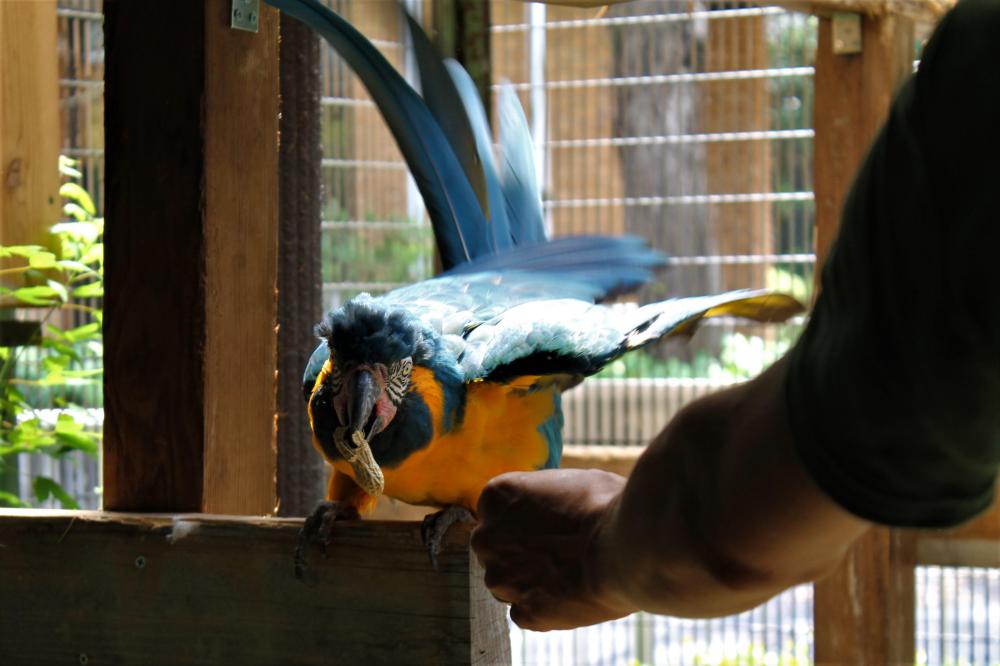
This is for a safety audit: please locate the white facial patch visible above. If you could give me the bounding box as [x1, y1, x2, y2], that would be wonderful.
[386, 356, 412, 404]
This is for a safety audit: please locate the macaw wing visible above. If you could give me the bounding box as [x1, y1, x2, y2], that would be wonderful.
[456, 290, 805, 383]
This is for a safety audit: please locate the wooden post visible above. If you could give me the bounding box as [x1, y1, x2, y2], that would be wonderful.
[811, 13, 916, 665]
[433, 0, 492, 114]
[0, 0, 60, 254]
[0, 510, 511, 665]
[103, 0, 279, 515]
[277, 13, 326, 517]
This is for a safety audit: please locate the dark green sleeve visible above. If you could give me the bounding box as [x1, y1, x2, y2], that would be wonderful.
[785, 0, 1000, 529]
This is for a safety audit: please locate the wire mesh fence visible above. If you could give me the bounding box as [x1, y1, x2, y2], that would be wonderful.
[917, 567, 1000, 666]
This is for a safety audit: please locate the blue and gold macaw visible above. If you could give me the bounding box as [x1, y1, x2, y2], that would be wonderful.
[266, 0, 803, 567]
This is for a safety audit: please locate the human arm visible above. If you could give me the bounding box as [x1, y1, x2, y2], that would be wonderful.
[472, 355, 870, 630]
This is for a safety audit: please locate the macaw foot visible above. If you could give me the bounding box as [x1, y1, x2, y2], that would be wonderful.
[420, 505, 476, 572]
[294, 500, 360, 581]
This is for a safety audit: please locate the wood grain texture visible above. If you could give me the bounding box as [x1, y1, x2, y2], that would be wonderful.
[931, 493, 1000, 542]
[201, 0, 280, 516]
[917, 537, 1000, 568]
[560, 444, 644, 478]
[103, 0, 207, 511]
[276, 13, 326, 518]
[814, 529, 916, 666]
[813, 14, 914, 277]
[0, 510, 511, 665]
[811, 14, 917, 666]
[0, 0, 60, 258]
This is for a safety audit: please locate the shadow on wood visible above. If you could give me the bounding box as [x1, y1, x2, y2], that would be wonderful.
[0, 510, 510, 665]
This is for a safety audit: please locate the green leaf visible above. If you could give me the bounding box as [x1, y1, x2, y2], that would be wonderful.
[0, 245, 46, 259]
[59, 155, 83, 179]
[56, 260, 97, 275]
[46, 279, 69, 303]
[11, 285, 60, 306]
[29, 252, 57, 269]
[63, 202, 90, 222]
[50, 222, 100, 244]
[53, 431, 98, 457]
[72, 282, 103, 299]
[33, 476, 80, 510]
[65, 322, 101, 342]
[81, 243, 104, 266]
[59, 182, 97, 215]
[0, 491, 27, 508]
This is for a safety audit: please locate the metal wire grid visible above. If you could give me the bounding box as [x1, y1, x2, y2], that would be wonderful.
[513, 584, 813, 666]
[917, 567, 1000, 666]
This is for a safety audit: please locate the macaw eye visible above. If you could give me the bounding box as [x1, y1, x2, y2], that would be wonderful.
[385, 357, 412, 404]
[328, 354, 343, 393]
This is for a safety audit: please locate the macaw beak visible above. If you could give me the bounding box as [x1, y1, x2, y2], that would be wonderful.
[347, 368, 380, 437]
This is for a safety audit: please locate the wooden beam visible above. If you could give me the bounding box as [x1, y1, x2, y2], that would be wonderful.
[103, 0, 279, 514]
[930, 493, 1000, 542]
[813, 13, 914, 273]
[561, 444, 644, 478]
[276, 13, 326, 517]
[0, 510, 510, 665]
[811, 13, 916, 666]
[201, 0, 280, 516]
[0, 0, 60, 256]
[917, 537, 1000, 568]
[433, 0, 492, 113]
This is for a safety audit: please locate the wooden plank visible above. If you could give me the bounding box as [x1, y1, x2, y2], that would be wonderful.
[931, 493, 1000, 542]
[201, 0, 280, 516]
[433, 1, 492, 114]
[103, 0, 208, 511]
[0, 0, 60, 257]
[560, 444, 644, 478]
[814, 529, 916, 665]
[0, 510, 510, 665]
[811, 13, 917, 666]
[276, 12, 326, 517]
[917, 537, 1000, 568]
[104, 0, 280, 514]
[813, 13, 914, 274]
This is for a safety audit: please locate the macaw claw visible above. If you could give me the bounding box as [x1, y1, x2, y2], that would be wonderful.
[294, 500, 360, 581]
[421, 505, 476, 572]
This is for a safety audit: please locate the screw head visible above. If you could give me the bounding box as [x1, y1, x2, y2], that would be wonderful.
[134, 555, 146, 569]
[79, 654, 89, 665]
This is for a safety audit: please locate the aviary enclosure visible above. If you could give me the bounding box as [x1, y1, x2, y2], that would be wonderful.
[0, 0, 997, 664]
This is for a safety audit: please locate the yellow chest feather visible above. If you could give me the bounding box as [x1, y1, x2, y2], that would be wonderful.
[333, 369, 557, 511]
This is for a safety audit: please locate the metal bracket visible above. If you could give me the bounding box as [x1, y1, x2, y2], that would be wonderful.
[832, 13, 862, 55]
[230, 0, 259, 33]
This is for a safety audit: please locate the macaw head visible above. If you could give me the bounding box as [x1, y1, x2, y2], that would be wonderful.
[314, 295, 425, 443]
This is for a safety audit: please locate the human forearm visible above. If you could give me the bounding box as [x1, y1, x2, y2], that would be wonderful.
[593, 356, 870, 617]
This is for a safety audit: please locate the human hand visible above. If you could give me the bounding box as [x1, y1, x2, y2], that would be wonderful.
[471, 468, 636, 631]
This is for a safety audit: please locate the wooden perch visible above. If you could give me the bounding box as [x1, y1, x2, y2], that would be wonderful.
[0, 510, 510, 665]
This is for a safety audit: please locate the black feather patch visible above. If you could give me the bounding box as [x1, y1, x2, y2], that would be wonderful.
[316, 297, 418, 364]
